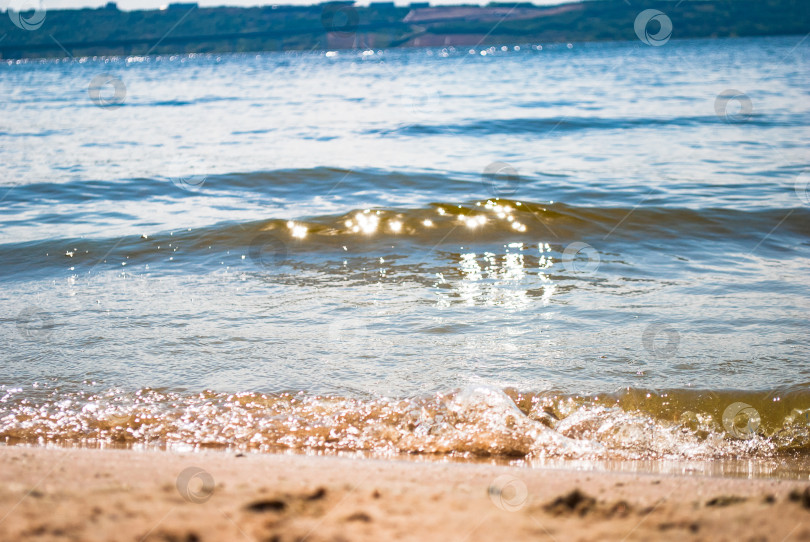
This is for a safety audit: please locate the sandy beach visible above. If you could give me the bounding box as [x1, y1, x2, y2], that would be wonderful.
[1, 446, 808, 541]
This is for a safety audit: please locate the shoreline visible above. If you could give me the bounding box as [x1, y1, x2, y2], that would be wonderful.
[2, 0, 808, 60]
[2, 446, 809, 541]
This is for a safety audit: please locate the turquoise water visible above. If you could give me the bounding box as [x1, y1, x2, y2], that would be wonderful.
[0, 36, 809, 459]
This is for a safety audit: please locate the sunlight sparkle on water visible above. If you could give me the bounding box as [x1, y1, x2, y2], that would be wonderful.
[287, 221, 308, 239]
[347, 211, 380, 234]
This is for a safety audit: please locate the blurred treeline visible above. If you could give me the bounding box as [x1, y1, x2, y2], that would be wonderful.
[0, 0, 807, 59]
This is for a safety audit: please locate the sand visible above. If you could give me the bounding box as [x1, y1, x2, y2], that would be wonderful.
[1, 446, 809, 541]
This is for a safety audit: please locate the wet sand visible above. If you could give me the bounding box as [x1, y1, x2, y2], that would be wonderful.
[1, 446, 808, 541]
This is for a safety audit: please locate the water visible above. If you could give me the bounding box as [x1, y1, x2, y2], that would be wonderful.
[1, 36, 809, 464]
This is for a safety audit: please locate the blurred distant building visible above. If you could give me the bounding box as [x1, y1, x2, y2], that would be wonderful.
[487, 2, 535, 6]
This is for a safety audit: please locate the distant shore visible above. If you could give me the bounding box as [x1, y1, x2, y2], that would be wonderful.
[2, 446, 809, 541]
[1, 0, 809, 59]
